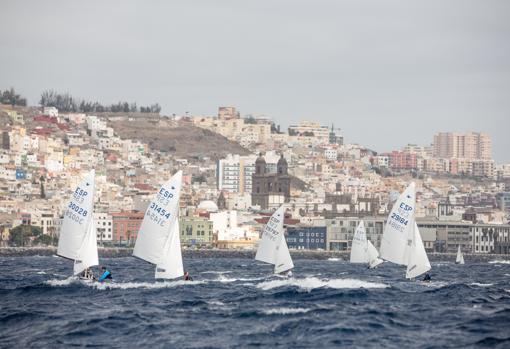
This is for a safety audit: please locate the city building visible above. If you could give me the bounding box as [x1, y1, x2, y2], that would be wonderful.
[180, 216, 213, 247]
[111, 211, 144, 245]
[251, 153, 291, 209]
[95, 212, 113, 242]
[433, 132, 492, 160]
[286, 226, 327, 250]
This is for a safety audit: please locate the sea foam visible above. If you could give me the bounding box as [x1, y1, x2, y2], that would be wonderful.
[256, 276, 388, 292]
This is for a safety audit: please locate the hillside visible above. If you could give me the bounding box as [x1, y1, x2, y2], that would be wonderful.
[109, 119, 251, 160]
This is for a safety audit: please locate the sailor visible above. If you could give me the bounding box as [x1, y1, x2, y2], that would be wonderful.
[184, 271, 193, 281]
[278, 270, 292, 278]
[422, 273, 431, 282]
[98, 266, 113, 283]
[80, 268, 94, 280]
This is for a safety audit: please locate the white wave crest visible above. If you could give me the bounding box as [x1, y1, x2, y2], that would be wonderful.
[256, 277, 388, 292]
[200, 271, 232, 275]
[469, 282, 493, 287]
[215, 275, 265, 283]
[327, 258, 341, 262]
[36, 271, 47, 275]
[261, 307, 311, 315]
[92, 279, 206, 290]
[488, 260, 510, 264]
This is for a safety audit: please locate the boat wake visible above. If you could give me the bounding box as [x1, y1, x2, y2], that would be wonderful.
[256, 276, 388, 292]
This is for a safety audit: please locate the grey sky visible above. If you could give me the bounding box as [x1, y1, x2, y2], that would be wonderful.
[1, 1, 509, 162]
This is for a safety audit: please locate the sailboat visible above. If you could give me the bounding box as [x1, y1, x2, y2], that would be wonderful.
[380, 182, 431, 279]
[57, 170, 98, 279]
[350, 221, 383, 268]
[255, 205, 294, 275]
[456, 245, 465, 265]
[133, 171, 184, 280]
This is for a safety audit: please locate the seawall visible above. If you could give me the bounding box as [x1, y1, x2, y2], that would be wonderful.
[0, 247, 508, 262]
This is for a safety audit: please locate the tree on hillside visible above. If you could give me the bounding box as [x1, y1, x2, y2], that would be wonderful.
[0, 87, 27, 106]
[40, 175, 46, 199]
[40, 89, 162, 114]
[9, 225, 42, 246]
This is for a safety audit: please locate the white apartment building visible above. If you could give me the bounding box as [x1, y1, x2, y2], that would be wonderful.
[95, 212, 113, 242]
[86, 115, 107, 131]
[43, 107, 59, 117]
[288, 121, 330, 143]
[324, 148, 338, 161]
[217, 152, 283, 193]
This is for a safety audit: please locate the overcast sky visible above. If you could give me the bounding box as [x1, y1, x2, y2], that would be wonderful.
[1, 1, 509, 162]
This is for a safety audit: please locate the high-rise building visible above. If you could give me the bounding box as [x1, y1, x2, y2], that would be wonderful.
[216, 152, 281, 194]
[433, 132, 492, 160]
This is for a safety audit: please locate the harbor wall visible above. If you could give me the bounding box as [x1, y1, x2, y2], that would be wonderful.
[0, 247, 508, 262]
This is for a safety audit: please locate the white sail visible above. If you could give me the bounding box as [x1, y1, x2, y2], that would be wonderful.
[155, 218, 184, 279]
[73, 218, 99, 275]
[255, 206, 285, 265]
[406, 223, 431, 279]
[456, 245, 465, 264]
[57, 170, 95, 260]
[367, 240, 384, 269]
[350, 221, 368, 263]
[255, 205, 294, 274]
[274, 233, 294, 274]
[380, 182, 416, 265]
[133, 171, 182, 265]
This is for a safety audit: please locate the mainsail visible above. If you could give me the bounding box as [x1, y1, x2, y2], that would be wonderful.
[456, 245, 465, 265]
[255, 205, 294, 274]
[73, 218, 99, 275]
[405, 223, 431, 279]
[380, 182, 416, 265]
[57, 170, 96, 261]
[350, 221, 368, 263]
[133, 171, 183, 279]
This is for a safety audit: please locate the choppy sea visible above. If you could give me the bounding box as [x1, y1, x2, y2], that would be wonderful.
[0, 256, 509, 348]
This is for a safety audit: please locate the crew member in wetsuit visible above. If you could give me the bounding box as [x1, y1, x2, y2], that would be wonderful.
[184, 271, 193, 281]
[423, 273, 431, 282]
[98, 266, 113, 283]
[80, 268, 94, 280]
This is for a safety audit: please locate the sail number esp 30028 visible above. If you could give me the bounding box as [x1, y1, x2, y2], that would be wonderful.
[65, 186, 89, 224]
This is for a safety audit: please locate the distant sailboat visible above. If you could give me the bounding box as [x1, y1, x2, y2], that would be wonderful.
[133, 171, 183, 280]
[380, 182, 431, 279]
[57, 170, 98, 278]
[456, 245, 465, 265]
[350, 221, 383, 268]
[255, 205, 294, 275]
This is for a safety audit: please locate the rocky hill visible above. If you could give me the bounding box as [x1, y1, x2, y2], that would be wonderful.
[109, 119, 251, 160]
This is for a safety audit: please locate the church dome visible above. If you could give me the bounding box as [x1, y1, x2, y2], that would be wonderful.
[198, 200, 219, 212]
[255, 153, 266, 164]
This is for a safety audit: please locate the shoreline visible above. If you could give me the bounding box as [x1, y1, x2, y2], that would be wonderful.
[0, 247, 508, 262]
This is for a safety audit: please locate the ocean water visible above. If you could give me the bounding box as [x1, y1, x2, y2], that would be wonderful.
[1, 256, 509, 348]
